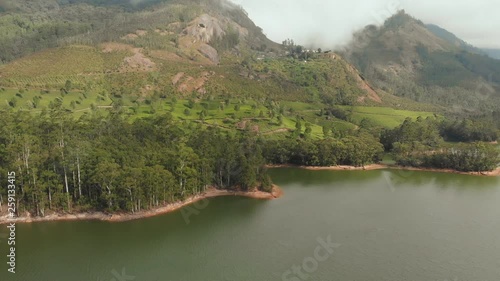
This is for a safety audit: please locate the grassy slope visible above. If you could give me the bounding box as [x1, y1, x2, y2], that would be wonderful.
[0, 45, 130, 88]
[0, 84, 436, 141]
[0, 42, 439, 138]
[345, 106, 435, 128]
[0, 12, 441, 138]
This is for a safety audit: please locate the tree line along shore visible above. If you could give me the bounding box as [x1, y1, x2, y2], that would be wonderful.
[0, 109, 498, 223]
[0, 185, 283, 225]
[266, 164, 500, 177]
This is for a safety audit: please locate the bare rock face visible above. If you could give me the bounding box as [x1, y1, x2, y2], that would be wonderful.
[184, 14, 225, 43]
[198, 43, 219, 64]
[172, 72, 185, 85]
[180, 13, 251, 64]
[183, 13, 249, 43]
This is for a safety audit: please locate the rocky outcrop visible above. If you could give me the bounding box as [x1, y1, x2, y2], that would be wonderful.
[198, 43, 219, 64]
[183, 14, 226, 43]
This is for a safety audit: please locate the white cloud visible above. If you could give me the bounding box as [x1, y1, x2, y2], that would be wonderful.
[230, 0, 500, 48]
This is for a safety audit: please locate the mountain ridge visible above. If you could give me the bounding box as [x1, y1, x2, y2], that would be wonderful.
[482, 48, 500, 60]
[342, 10, 500, 113]
[425, 23, 500, 61]
[425, 23, 486, 55]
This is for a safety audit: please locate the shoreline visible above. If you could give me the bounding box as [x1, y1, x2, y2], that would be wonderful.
[0, 185, 283, 225]
[2, 164, 497, 225]
[266, 164, 500, 177]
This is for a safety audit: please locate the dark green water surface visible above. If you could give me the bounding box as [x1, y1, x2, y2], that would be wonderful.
[2, 169, 500, 281]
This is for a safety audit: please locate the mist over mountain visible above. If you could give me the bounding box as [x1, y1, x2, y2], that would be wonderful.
[482, 49, 500, 60]
[230, 0, 500, 49]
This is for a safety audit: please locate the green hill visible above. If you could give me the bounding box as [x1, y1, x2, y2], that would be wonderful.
[0, 0, 442, 134]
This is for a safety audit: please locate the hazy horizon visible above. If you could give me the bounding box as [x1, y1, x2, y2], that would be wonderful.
[230, 0, 500, 49]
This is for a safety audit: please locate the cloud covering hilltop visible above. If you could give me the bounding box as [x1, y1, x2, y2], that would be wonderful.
[230, 0, 500, 49]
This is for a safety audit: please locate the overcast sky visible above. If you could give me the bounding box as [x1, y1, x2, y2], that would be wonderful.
[229, 0, 500, 49]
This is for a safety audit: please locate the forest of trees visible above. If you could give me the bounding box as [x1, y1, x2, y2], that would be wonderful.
[0, 107, 271, 217]
[382, 117, 500, 172]
[0, 105, 498, 218]
[264, 134, 384, 167]
[392, 141, 499, 172]
[440, 118, 498, 142]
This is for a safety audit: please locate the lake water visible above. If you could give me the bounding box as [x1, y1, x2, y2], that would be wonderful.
[3, 169, 500, 281]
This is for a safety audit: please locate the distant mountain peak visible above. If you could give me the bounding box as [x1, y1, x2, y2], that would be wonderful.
[383, 9, 423, 29]
[348, 10, 451, 55]
[343, 11, 500, 112]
